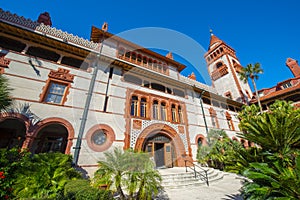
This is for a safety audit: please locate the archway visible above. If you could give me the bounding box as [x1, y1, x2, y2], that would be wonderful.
[0, 118, 27, 149]
[135, 123, 190, 167]
[32, 118, 74, 154]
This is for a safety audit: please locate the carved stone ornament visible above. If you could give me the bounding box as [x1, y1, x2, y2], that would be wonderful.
[48, 68, 74, 82]
[0, 54, 10, 68]
[133, 119, 142, 130]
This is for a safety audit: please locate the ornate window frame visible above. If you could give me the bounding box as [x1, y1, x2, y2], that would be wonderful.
[86, 124, 115, 152]
[39, 68, 74, 105]
[209, 107, 219, 128]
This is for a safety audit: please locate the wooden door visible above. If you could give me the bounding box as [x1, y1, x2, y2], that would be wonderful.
[164, 143, 172, 168]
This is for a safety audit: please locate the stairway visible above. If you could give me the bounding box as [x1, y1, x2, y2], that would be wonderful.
[159, 167, 224, 189]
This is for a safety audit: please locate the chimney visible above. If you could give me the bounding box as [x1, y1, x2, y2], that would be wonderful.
[37, 12, 52, 26]
[286, 58, 300, 77]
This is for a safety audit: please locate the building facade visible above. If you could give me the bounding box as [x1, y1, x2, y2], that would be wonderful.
[0, 9, 248, 174]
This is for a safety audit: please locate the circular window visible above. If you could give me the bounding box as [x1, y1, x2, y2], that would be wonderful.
[92, 130, 107, 145]
[86, 124, 115, 152]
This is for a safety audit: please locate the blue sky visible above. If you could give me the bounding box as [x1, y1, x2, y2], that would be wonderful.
[2, 0, 300, 91]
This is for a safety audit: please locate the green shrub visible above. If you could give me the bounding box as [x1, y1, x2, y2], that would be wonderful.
[64, 179, 112, 200]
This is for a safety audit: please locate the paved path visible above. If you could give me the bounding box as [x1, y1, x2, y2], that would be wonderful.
[162, 171, 244, 200]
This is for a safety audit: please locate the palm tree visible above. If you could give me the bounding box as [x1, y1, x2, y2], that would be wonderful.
[93, 148, 127, 200]
[0, 75, 12, 110]
[239, 63, 263, 113]
[93, 148, 162, 200]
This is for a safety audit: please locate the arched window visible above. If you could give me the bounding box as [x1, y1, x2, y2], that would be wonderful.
[216, 62, 223, 69]
[153, 100, 159, 120]
[125, 52, 130, 59]
[158, 62, 162, 72]
[225, 112, 235, 131]
[161, 102, 167, 121]
[131, 52, 137, 62]
[131, 96, 138, 116]
[148, 59, 153, 68]
[197, 138, 203, 147]
[209, 107, 218, 128]
[162, 64, 167, 74]
[140, 98, 147, 118]
[171, 104, 177, 122]
[137, 54, 142, 63]
[178, 106, 183, 123]
[143, 56, 148, 66]
[153, 60, 158, 70]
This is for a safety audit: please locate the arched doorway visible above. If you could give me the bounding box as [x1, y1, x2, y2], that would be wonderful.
[32, 123, 68, 154]
[0, 118, 26, 149]
[143, 134, 175, 168]
[135, 123, 189, 167]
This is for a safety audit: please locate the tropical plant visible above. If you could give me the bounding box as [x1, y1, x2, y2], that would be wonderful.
[0, 74, 12, 110]
[242, 156, 300, 199]
[238, 100, 300, 163]
[239, 63, 263, 112]
[0, 148, 31, 199]
[93, 148, 162, 200]
[196, 129, 244, 170]
[64, 179, 113, 200]
[236, 100, 300, 199]
[12, 152, 82, 199]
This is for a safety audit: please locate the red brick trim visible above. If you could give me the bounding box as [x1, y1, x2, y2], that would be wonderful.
[86, 124, 115, 152]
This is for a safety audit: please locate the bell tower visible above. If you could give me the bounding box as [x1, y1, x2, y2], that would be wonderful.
[286, 58, 300, 77]
[204, 30, 252, 104]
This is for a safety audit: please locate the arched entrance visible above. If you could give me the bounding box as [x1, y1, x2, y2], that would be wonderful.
[143, 134, 175, 168]
[32, 123, 68, 154]
[135, 123, 189, 167]
[0, 118, 27, 149]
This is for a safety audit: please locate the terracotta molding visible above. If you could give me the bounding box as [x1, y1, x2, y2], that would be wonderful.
[33, 117, 75, 154]
[85, 124, 116, 152]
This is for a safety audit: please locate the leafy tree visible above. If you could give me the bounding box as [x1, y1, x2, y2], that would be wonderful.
[0, 75, 12, 110]
[239, 63, 263, 112]
[93, 148, 162, 200]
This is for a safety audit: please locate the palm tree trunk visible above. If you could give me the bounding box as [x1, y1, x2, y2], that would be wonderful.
[251, 78, 263, 113]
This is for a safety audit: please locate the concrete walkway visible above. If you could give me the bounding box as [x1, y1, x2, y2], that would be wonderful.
[159, 168, 244, 200]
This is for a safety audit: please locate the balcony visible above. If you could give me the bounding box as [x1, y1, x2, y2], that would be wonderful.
[211, 65, 228, 81]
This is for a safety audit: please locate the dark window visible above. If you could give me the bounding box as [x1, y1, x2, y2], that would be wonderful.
[26, 47, 60, 62]
[153, 100, 159, 120]
[228, 105, 235, 111]
[140, 98, 147, 118]
[124, 74, 142, 85]
[166, 87, 172, 94]
[0, 36, 26, 52]
[178, 106, 183, 123]
[131, 52, 136, 61]
[220, 103, 228, 109]
[151, 83, 165, 92]
[137, 54, 142, 63]
[61, 56, 88, 70]
[125, 52, 130, 59]
[131, 96, 138, 116]
[212, 100, 220, 107]
[216, 62, 223, 68]
[173, 88, 185, 97]
[202, 97, 211, 105]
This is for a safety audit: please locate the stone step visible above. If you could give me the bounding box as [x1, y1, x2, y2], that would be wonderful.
[159, 167, 224, 189]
